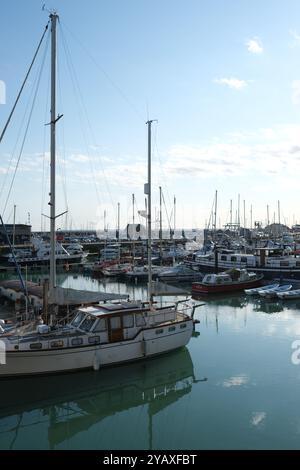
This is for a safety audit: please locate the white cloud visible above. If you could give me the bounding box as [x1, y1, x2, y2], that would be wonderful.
[214, 77, 247, 90]
[246, 38, 263, 54]
[69, 153, 90, 163]
[163, 124, 300, 180]
[292, 80, 300, 104]
[289, 30, 300, 47]
[251, 412, 266, 427]
[222, 374, 249, 388]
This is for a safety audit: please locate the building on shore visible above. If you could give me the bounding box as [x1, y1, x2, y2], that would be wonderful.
[0, 224, 31, 246]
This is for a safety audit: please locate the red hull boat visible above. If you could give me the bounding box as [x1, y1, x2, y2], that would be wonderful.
[192, 269, 263, 295]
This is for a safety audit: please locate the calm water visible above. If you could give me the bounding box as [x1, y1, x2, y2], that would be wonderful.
[1, 272, 300, 450]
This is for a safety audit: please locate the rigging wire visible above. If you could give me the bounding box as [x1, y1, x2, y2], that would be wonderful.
[0, 29, 51, 204]
[40, 49, 51, 233]
[59, 22, 129, 235]
[58, 23, 105, 210]
[152, 123, 173, 211]
[56, 32, 69, 229]
[60, 19, 145, 122]
[161, 190, 173, 231]
[59, 23, 117, 214]
[2, 30, 50, 217]
[0, 21, 50, 144]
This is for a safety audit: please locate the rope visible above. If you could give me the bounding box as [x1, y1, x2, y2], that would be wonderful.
[2, 31, 50, 217]
[0, 21, 50, 144]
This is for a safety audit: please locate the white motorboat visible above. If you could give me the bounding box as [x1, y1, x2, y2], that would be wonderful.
[244, 283, 279, 296]
[277, 289, 300, 300]
[6, 237, 88, 266]
[125, 265, 164, 282]
[158, 264, 203, 283]
[259, 284, 292, 299]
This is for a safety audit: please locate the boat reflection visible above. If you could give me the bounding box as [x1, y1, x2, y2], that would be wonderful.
[192, 292, 248, 308]
[193, 291, 300, 315]
[0, 347, 202, 449]
[247, 297, 300, 314]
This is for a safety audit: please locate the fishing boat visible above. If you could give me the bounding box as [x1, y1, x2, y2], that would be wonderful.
[259, 284, 292, 299]
[244, 283, 279, 296]
[0, 13, 199, 377]
[191, 269, 263, 295]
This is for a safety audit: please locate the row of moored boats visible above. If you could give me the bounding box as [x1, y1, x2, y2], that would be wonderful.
[244, 283, 300, 299]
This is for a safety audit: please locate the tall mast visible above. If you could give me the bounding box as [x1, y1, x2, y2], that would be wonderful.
[117, 202, 120, 262]
[146, 120, 155, 304]
[174, 195, 176, 238]
[49, 12, 58, 291]
[159, 186, 163, 264]
[214, 190, 218, 231]
[117, 202, 120, 240]
[132, 193, 135, 262]
[12, 204, 16, 250]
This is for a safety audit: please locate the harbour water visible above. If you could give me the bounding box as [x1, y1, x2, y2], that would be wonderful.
[1, 272, 300, 449]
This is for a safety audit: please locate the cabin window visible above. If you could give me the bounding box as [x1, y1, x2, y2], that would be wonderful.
[231, 256, 237, 262]
[241, 257, 247, 263]
[168, 326, 176, 332]
[94, 318, 107, 332]
[88, 336, 100, 344]
[71, 311, 85, 327]
[51, 340, 64, 348]
[123, 314, 134, 328]
[221, 255, 227, 261]
[80, 315, 97, 332]
[71, 337, 83, 347]
[30, 342, 42, 350]
[280, 261, 289, 267]
[136, 313, 146, 327]
[296, 262, 300, 267]
[206, 276, 212, 282]
[110, 316, 121, 330]
[180, 323, 187, 329]
[156, 328, 164, 334]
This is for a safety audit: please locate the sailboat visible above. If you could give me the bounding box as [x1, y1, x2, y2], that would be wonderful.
[0, 12, 198, 377]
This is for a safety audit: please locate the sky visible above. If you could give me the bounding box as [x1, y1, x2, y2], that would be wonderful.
[1, 0, 300, 231]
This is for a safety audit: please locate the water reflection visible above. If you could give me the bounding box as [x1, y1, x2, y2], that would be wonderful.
[192, 292, 248, 309]
[193, 291, 300, 316]
[0, 348, 204, 450]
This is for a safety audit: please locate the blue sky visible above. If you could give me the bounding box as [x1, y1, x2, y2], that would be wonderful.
[1, 0, 300, 231]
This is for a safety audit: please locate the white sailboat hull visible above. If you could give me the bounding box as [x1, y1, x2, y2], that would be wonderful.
[0, 320, 193, 376]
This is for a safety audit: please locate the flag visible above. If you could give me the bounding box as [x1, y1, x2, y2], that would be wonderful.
[138, 210, 147, 218]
